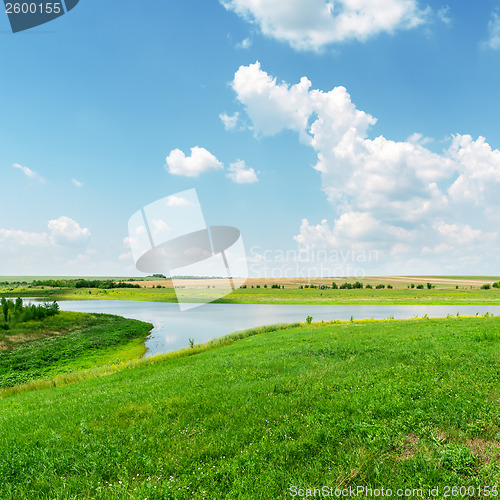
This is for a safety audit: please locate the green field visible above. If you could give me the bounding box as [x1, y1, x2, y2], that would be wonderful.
[2, 275, 500, 305]
[3, 282, 500, 305]
[0, 316, 499, 498]
[0, 311, 153, 389]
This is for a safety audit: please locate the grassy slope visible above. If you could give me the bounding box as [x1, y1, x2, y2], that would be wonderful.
[0, 316, 499, 499]
[0, 312, 153, 388]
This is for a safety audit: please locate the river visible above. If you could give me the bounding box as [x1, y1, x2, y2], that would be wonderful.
[38, 300, 500, 356]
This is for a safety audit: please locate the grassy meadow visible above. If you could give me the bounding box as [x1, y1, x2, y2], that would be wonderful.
[0, 310, 152, 389]
[0, 315, 499, 498]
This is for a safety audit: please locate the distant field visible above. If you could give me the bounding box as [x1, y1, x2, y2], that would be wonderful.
[0, 316, 499, 498]
[2, 276, 499, 288]
[124, 276, 500, 289]
[2, 275, 500, 305]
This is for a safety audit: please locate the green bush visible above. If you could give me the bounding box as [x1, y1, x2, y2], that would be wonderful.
[306, 315, 313, 324]
[481, 284, 491, 290]
[331, 282, 338, 289]
[416, 284, 424, 289]
[340, 282, 352, 289]
[375, 284, 385, 289]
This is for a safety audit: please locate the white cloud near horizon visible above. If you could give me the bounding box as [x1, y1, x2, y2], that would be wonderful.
[220, 0, 430, 51]
[72, 178, 84, 188]
[227, 159, 259, 183]
[48, 216, 91, 247]
[231, 62, 500, 273]
[486, 11, 500, 49]
[0, 216, 92, 273]
[165, 146, 224, 177]
[12, 163, 45, 183]
[0, 228, 49, 248]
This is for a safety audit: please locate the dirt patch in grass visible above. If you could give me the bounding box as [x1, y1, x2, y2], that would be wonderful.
[0, 328, 76, 352]
[467, 438, 500, 466]
[398, 434, 422, 460]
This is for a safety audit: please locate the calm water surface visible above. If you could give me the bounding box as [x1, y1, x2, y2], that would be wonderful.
[45, 300, 500, 356]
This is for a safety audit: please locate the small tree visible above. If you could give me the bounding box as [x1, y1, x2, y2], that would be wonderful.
[1, 297, 8, 322]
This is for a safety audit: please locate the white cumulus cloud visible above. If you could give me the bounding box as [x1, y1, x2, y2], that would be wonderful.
[227, 159, 259, 183]
[220, 0, 430, 51]
[232, 62, 500, 273]
[219, 112, 240, 131]
[48, 216, 91, 247]
[165, 146, 224, 177]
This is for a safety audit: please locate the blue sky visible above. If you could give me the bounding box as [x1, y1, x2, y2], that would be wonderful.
[1, 0, 500, 277]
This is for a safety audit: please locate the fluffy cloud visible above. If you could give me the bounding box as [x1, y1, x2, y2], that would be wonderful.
[232, 62, 500, 273]
[0, 217, 93, 274]
[72, 178, 84, 188]
[219, 112, 240, 131]
[165, 146, 224, 177]
[227, 159, 259, 183]
[486, 11, 500, 49]
[0, 228, 49, 248]
[0, 218, 91, 249]
[166, 195, 192, 206]
[220, 0, 429, 50]
[12, 163, 45, 183]
[48, 216, 91, 246]
[237, 37, 252, 49]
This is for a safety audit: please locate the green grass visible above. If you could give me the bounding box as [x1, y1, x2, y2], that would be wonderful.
[3, 283, 500, 305]
[0, 316, 499, 498]
[0, 311, 153, 388]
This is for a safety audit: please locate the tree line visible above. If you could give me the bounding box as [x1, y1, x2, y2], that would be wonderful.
[32, 279, 141, 289]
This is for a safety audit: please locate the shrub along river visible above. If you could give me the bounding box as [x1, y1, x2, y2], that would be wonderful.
[31, 300, 500, 356]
